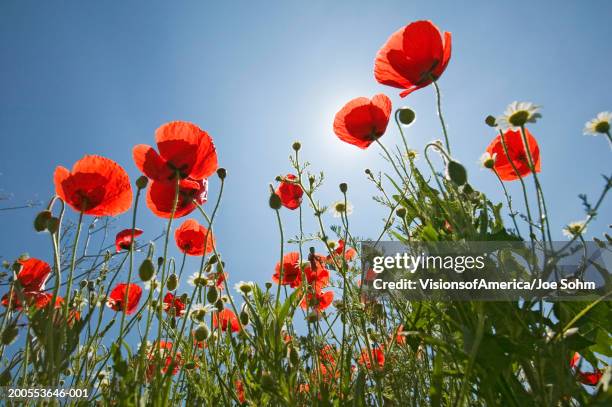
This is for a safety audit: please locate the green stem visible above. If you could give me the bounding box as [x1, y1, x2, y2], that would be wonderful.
[432, 79, 451, 155]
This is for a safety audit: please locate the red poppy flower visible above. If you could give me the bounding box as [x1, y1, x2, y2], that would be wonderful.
[146, 178, 208, 219]
[358, 347, 385, 370]
[273, 252, 330, 289]
[333, 94, 392, 149]
[115, 228, 143, 252]
[374, 20, 452, 97]
[327, 239, 357, 263]
[212, 308, 241, 333]
[320, 345, 337, 366]
[147, 341, 182, 377]
[485, 128, 541, 181]
[163, 292, 186, 317]
[54, 155, 133, 216]
[235, 380, 246, 404]
[174, 218, 215, 256]
[570, 353, 604, 386]
[301, 290, 334, 311]
[275, 174, 303, 210]
[15, 258, 51, 292]
[133, 121, 218, 182]
[107, 283, 142, 315]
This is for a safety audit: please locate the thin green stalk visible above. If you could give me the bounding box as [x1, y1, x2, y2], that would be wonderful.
[432, 79, 451, 155]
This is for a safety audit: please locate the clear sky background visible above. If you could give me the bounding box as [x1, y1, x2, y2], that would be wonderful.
[1, 1, 611, 295]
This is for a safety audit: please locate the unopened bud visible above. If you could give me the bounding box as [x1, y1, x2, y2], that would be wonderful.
[292, 141, 301, 151]
[214, 299, 224, 312]
[166, 274, 178, 291]
[269, 192, 282, 210]
[446, 160, 468, 186]
[34, 210, 52, 232]
[194, 324, 210, 341]
[398, 107, 416, 125]
[217, 168, 227, 180]
[240, 310, 249, 326]
[339, 183, 348, 193]
[47, 217, 60, 234]
[207, 287, 219, 304]
[139, 258, 155, 282]
[396, 207, 407, 218]
[136, 176, 149, 190]
[485, 115, 497, 127]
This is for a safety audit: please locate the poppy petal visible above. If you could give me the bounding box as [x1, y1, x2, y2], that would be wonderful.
[133, 144, 174, 182]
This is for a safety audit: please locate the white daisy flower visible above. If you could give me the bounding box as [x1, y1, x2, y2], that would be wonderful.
[403, 149, 419, 162]
[189, 303, 214, 322]
[479, 152, 496, 169]
[143, 276, 161, 292]
[583, 111, 612, 136]
[563, 221, 587, 238]
[497, 101, 542, 130]
[332, 200, 353, 218]
[234, 281, 255, 295]
[187, 272, 208, 287]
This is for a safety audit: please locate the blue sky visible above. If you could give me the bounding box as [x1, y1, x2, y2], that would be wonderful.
[1, 0, 611, 295]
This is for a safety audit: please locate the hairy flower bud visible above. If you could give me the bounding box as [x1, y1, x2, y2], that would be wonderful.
[47, 217, 60, 234]
[339, 183, 348, 193]
[207, 287, 219, 304]
[292, 141, 301, 151]
[166, 274, 178, 291]
[139, 258, 155, 282]
[398, 107, 416, 125]
[136, 175, 149, 190]
[485, 115, 497, 127]
[396, 207, 407, 218]
[269, 192, 282, 210]
[217, 168, 227, 180]
[240, 309, 249, 326]
[194, 324, 210, 342]
[446, 160, 468, 186]
[34, 210, 52, 232]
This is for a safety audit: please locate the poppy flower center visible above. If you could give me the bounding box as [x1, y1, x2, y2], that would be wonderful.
[72, 187, 105, 211]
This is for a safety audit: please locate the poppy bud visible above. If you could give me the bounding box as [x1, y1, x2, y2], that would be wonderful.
[308, 176, 315, 186]
[485, 115, 497, 127]
[446, 161, 467, 186]
[139, 258, 155, 282]
[208, 254, 218, 265]
[398, 107, 416, 125]
[365, 168, 372, 175]
[396, 207, 407, 218]
[288, 345, 299, 366]
[292, 141, 301, 151]
[269, 192, 282, 210]
[207, 287, 219, 304]
[217, 168, 227, 180]
[240, 309, 249, 326]
[167, 274, 178, 291]
[80, 279, 88, 289]
[47, 217, 60, 234]
[339, 183, 348, 193]
[34, 210, 52, 232]
[1, 324, 18, 345]
[136, 175, 149, 190]
[214, 299, 224, 312]
[265, 282, 272, 290]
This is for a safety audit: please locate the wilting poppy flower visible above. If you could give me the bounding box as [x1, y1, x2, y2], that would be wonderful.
[235, 380, 246, 404]
[212, 308, 241, 333]
[301, 290, 334, 311]
[275, 174, 303, 210]
[374, 20, 452, 97]
[174, 218, 215, 256]
[133, 121, 218, 182]
[146, 178, 208, 219]
[147, 341, 182, 377]
[14, 258, 51, 292]
[54, 155, 133, 216]
[358, 347, 385, 370]
[107, 283, 142, 315]
[333, 94, 392, 149]
[163, 292, 186, 317]
[115, 228, 143, 252]
[485, 128, 541, 181]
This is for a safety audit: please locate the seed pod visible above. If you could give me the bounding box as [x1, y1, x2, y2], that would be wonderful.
[166, 274, 178, 291]
[207, 287, 219, 304]
[34, 210, 52, 232]
[292, 141, 301, 151]
[447, 160, 467, 186]
[339, 183, 348, 193]
[136, 175, 149, 189]
[398, 107, 416, 125]
[217, 168, 227, 180]
[139, 258, 155, 282]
